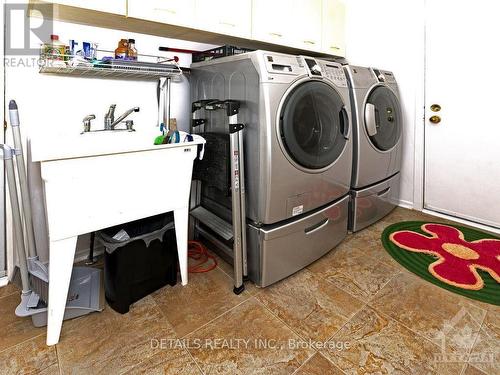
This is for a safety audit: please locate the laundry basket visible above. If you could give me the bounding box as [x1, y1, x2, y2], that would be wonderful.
[97, 213, 178, 314]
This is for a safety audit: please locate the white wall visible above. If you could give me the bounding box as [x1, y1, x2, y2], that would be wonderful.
[4, 15, 215, 271]
[344, 0, 425, 209]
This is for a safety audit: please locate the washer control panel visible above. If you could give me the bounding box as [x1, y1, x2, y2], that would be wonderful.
[319, 61, 348, 87]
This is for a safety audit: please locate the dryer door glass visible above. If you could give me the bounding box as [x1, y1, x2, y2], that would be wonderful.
[280, 81, 347, 170]
[364, 86, 402, 151]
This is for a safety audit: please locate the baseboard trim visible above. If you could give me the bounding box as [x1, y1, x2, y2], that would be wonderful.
[397, 199, 414, 210]
[422, 209, 500, 236]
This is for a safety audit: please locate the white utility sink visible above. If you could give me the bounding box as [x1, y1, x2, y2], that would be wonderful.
[30, 130, 205, 346]
[31, 130, 192, 161]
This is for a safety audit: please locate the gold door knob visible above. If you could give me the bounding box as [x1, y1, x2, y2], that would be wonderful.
[429, 115, 441, 124]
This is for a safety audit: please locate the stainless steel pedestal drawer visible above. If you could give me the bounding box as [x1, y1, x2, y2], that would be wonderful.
[349, 172, 401, 232]
[247, 195, 349, 287]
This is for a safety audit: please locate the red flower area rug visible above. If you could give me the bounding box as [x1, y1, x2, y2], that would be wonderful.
[381, 222, 500, 305]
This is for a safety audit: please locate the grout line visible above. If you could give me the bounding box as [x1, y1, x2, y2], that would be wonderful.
[150, 269, 253, 339]
[0, 287, 20, 301]
[463, 319, 484, 372]
[290, 351, 317, 375]
[466, 363, 489, 375]
[0, 332, 45, 355]
[0, 291, 19, 300]
[317, 267, 374, 303]
[322, 302, 369, 344]
[252, 269, 368, 349]
[253, 296, 312, 344]
[183, 343, 205, 375]
[251, 290, 355, 374]
[366, 270, 403, 302]
[19, 340, 60, 375]
[372, 304, 473, 369]
[313, 352, 349, 375]
[55, 345, 63, 375]
[365, 305, 473, 374]
[180, 298, 260, 375]
[180, 297, 252, 339]
[149, 293, 181, 336]
[366, 279, 488, 360]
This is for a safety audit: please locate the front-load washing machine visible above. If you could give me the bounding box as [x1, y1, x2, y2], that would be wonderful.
[191, 51, 353, 286]
[344, 66, 403, 232]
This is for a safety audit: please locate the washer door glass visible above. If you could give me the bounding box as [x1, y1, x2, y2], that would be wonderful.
[364, 86, 402, 151]
[279, 81, 348, 170]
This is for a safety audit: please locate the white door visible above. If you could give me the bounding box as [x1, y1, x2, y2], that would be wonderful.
[424, 0, 500, 228]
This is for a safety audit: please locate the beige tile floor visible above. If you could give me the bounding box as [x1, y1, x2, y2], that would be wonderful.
[0, 207, 498, 374]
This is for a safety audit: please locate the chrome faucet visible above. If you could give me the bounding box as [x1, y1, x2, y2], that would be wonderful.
[82, 105, 140, 133]
[110, 106, 140, 129]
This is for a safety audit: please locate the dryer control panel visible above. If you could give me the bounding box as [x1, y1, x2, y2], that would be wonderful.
[372, 68, 396, 84]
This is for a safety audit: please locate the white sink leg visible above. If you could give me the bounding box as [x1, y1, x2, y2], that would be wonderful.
[174, 207, 189, 286]
[46, 236, 77, 346]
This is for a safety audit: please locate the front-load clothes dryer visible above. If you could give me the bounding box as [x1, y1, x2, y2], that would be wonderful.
[344, 66, 403, 232]
[191, 51, 353, 286]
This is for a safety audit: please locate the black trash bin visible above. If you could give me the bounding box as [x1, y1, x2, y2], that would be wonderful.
[97, 213, 178, 314]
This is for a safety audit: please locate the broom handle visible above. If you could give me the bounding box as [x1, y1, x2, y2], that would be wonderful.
[1, 145, 31, 294]
[9, 100, 37, 259]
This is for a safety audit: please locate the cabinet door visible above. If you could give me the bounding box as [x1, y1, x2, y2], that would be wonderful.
[195, 0, 251, 38]
[127, 0, 195, 28]
[321, 0, 345, 56]
[252, 0, 293, 45]
[44, 0, 126, 15]
[290, 0, 322, 52]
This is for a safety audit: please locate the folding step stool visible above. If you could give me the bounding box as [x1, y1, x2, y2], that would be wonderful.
[190, 99, 247, 294]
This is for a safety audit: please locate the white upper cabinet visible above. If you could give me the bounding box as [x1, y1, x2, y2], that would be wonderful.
[41, 0, 126, 15]
[195, 0, 252, 39]
[252, 0, 293, 46]
[290, 0, 322, 52]
[37, 0, 346, 57]
[322, 0, 345, 56]
[127, 0, 195, 28]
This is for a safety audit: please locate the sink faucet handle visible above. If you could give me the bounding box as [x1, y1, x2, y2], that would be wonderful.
[106, 104, 116, 120]
[125, 120, 135, 131]
[82, 114, 95, 133]
[105, 104, 116, 130]
[107, 104, 116, 113]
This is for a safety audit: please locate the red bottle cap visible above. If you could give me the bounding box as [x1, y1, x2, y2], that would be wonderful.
[50, 34, 59, 40]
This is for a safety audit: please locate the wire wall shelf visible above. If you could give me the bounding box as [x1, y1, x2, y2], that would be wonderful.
[39, 52, 183, 80]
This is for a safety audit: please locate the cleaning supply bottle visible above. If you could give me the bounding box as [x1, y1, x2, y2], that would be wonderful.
[41, 34, 66, 61]
[114, 39, 128, 59]
[127, 39, 138, 60]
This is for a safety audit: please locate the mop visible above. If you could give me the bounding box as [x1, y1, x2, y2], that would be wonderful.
[9, 100, 47, 307]
[4, 100, 104, 327]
